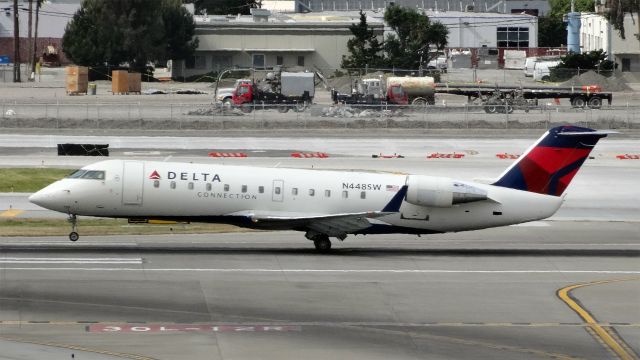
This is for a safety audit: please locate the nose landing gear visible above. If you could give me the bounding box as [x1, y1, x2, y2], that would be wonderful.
[68, 214, 79, 242]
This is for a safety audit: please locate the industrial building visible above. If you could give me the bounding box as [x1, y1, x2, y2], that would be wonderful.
[176, 8, 538, 78]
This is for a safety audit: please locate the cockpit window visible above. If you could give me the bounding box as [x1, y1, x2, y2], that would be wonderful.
[66, 170, 105, 180]
[67, 170, 87, 178]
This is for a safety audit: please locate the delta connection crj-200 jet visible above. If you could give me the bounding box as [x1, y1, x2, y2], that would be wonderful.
[30, 126, 610, 251]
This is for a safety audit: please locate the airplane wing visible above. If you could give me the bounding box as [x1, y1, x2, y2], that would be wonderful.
[226, 186, 407, 237]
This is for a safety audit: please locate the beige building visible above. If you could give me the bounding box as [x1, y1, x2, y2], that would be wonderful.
[581, 12, 640, 71]
[172, 10, 385, 78]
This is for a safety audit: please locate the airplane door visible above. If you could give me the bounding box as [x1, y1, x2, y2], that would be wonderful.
[122, 161, 144, 205]
[272, 180, 284, 202]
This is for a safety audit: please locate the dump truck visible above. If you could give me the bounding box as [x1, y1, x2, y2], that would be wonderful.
[232, 70, 315, 113]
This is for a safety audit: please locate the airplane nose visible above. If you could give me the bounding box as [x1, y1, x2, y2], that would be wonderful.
[29, 188, 68, 211]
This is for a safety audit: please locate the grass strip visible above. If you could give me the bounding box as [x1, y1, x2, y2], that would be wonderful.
[0, 168, 72, 192]
[0, 218, 250, 237]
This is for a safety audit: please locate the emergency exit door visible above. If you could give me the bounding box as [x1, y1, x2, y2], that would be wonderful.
[122, 161, 144, 205]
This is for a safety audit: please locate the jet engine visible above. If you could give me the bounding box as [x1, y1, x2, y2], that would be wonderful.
[405, 175, 488, 207]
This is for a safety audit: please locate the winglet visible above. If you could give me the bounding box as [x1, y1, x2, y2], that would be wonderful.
[382, 185, 408, 212]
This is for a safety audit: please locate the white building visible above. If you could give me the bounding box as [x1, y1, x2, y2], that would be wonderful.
[581, 12, 640, 71]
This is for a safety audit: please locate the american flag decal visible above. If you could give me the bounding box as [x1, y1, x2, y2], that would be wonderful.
[386, 185, 400, 192]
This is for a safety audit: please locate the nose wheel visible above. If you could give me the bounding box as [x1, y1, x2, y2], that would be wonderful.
[67, 214, 79, 242]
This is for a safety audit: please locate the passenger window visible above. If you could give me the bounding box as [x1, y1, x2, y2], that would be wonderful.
[275, 187, 281, 195]
[342, 190, 348, 199]
[170, 181, 176, 189]
[258, 186, 264, 193]
[309, 189, 315, 196]
[360, 191, 366, 199]
[224, 184, 229, 192]
[153, 180, 160, 188]
[188, 182, 194, 190]
[292, 188, 298, 195]
[242, 185, 247, 193]
[206, 183, 212, 191]
[325, 190, 331, 197]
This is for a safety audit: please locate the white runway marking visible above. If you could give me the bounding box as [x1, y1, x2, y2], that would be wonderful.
[1, 267, 639, 274]
[0, 257, 143, 264]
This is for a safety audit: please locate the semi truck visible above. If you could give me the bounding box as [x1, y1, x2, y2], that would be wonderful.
[232, 70, 315, 113]
[435, 83, 612, 113]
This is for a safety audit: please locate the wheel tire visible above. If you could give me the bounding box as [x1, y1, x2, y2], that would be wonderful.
[571, 97, 586, 108]
[541, 75, 550, 82]
[412, 98, 427, 106]
[588, 96, 603, 109]
[69, 232, 79, 242]
[484, 105, 498, 114]
[293, 102, 307, 112]
[506, 105, 514, 114]
[240, 104, 253, 113]
[313, 237, 332, 252]
[277, 105, 289, 113]
[222, 98, 232, 110]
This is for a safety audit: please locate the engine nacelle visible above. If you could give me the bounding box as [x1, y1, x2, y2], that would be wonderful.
[405, 175, 488, 207]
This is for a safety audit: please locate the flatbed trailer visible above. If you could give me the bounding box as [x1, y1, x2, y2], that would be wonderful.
[435, 83, 613, 113]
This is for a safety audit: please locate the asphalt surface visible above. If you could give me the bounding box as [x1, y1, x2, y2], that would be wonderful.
[0, 224, 639, 360]
[1, 133, 639, 359]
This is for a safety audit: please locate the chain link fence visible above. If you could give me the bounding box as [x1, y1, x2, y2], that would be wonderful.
[0, 102, 637, 130]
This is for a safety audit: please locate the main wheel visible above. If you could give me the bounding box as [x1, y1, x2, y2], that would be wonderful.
[411, 98, 427, 106]
[571, 96, 586, 108]
[313, 237, 332, 252]
[588, 96, 603, 109]
[69, 232, 79, 242]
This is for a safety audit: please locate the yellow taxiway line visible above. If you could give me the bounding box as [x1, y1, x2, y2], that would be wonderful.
[0, 209, 24, 218]
[557, 278, 640, 360]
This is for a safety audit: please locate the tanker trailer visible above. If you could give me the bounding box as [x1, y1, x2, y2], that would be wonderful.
[386, 76, 436, 105]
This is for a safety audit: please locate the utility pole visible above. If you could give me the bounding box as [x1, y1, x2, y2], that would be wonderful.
[13, 0, 21, 82]
[31, 0, 41, 76]
[27, 0, 33, 80]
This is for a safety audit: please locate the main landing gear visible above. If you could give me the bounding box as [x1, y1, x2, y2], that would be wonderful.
[305, 231, 332, 252]
[68, 214, 79, 242]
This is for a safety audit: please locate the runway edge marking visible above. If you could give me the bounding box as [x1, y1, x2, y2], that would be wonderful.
[557, 278, 640, 360]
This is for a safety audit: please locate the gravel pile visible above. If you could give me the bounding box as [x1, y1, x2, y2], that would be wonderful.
[561, 71, 632, 91]
[321, 105, 404, 118]
[187, 107, 244, 116]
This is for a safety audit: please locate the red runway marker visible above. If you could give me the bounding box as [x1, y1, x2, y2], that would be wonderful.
[208, 152, 248, 158]
[291, 152, 329, 158]
[496, 153, 520, 159]
[616, 154, 640, 160]
[427, 152, 465, 159]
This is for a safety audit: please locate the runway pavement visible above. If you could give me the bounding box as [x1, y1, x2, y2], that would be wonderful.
[1, 132, 639, 359]
[0, 223, 639, 360]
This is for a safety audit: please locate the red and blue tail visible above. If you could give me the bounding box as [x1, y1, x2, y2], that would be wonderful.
[493, 126, 610, 196]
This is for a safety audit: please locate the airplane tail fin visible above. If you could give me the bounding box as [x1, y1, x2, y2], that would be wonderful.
[492, 126, 610, 196]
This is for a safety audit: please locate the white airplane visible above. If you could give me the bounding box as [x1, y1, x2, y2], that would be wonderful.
[29, 126, 610, 251]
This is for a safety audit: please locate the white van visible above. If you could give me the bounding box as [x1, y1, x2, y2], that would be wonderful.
[524, 57, 537, 77]
[533, 60, 561, 82]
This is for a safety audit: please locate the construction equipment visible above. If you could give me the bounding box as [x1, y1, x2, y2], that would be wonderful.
[232, 69, 315, 113]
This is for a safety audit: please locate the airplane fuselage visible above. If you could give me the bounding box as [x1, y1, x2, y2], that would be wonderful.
[31, 159, 563, 235]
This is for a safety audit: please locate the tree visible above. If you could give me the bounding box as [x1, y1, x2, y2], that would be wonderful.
[62, 0, 198, 69]
[192, 0, 257, 15]
[341, 10, 383, 70]
[538, 0, 594, 48]
[538, 16, 566, 47]
[382, 5, 448, 69]
[550, 49, 614, 80]
[606, 0, 640, 40]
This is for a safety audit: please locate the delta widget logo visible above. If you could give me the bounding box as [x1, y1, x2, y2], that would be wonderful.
[149, 170, 161, 180]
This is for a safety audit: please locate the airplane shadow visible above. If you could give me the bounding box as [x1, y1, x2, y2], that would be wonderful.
[1, 245, 639, 257]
